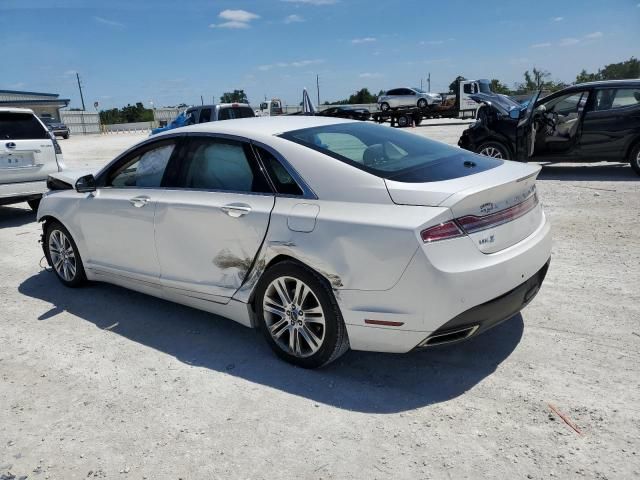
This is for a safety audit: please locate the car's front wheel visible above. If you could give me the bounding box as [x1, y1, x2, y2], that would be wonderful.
[630, 142, 640, 176]
[256, 261, 349, 368]
[44, 221, 87, 287]
[476, 141, 511, 160]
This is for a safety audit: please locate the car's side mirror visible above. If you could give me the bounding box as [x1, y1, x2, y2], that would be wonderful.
[509, 109, 521, 120]
[75, 174, 97, 193]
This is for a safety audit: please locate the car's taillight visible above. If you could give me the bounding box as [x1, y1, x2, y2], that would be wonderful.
[456, 194, 538, 234]
[421, 221, 464, 243]
[421, 194, 539, 243]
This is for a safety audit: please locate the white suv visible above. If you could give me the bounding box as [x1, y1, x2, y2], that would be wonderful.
[0, 107, 65, 211]
[377, 87, 442, 111]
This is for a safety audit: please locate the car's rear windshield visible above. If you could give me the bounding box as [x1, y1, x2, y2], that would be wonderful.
[0, 112, 50, 140]
[280, 122, 502, 183]
[218, 107, 255, 120]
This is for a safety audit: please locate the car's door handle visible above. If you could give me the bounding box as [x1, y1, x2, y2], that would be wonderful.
[220, 203, 252, 217]
[129, 195, 150, 208]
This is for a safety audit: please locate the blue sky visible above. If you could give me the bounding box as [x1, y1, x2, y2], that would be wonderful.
[1, 0, 638, 109]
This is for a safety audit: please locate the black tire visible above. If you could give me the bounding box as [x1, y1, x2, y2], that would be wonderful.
[629, 142, 640, 176]
[27, 198, 41, 212]
[380, 102, 390, 112]
[44, 220, 87, 288]
[476, 141, 511, 160]
[397, 115, 410, 128]
[417, 98, 428, 109]
[255, 261, 349, 368]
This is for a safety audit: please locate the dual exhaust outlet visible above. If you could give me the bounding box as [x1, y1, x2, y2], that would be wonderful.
[419, 324, 480, 347]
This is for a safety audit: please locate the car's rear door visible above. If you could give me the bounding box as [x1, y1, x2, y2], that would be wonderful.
[578, 86, 640, 161]
[0, 111, 59, 186]
[155, 134, 275, 303]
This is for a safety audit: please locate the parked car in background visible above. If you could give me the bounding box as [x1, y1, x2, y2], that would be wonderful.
[151, 103, 255, 135]
[378, 87, 442, 111]
[40, 116, 70, 139]
[319, 105, 371, 121]
[39, 116, 550, 368]
[0, 107, 64, 211]
[459, 80, 640, 175]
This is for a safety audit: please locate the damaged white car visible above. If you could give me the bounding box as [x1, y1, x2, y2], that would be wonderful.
[38, 117, 551, 368]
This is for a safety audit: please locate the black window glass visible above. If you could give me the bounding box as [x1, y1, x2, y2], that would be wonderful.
[218, 107, 255, 121]
[199, 108, 212, 123]
[386, 89, 398, 96]
[255, 147, 304, 196]
[177, 138, 271, 193]
[281, 122, 502, 183]
[109, 142, 175, 188]
[0, 112, 49, 140]
[595, 88, 640, 111]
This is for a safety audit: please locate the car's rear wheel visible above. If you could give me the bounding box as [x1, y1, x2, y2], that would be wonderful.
[630, 142, 640, 176]
[417, 98, 428, 109]
[476, 141, 510, 160]
[27, 198, 41, 212]
[256, 261, 349, 368]
[44, 221, 87, 287]
[397, 114, 410, 128]
[380, 102, 390, 112]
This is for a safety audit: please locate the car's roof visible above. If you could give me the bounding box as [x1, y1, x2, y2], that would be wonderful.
[188, 103, 251, 110]
[163, 115, 356, 137]
[0, 107, 36, 114]
[570, 79, 640, 89]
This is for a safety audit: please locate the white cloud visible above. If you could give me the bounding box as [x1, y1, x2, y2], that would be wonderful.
[359, 72, 382, 78]
[530, 42, 552, 48]
[351, 37, 376, 44]
[551, 16, 564, 22]
[93, 16, 125, 28]
[258, 59, 324, 71]
[420, 40, 445, 45]
[210, 9, 259, 29]
[585, 31, 603, 39]
[559, 37, 580, 46]
[284, 14, 304, 23]
[281, 0, 337, 4]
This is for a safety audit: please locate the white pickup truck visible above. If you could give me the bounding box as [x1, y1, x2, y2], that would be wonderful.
[0, 107, 65, 211]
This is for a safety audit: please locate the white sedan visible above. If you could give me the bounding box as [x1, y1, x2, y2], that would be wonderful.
[38, 117, 551, 368]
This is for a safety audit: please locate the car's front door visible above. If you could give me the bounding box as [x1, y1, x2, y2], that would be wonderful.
[578, 87, 640, 161]
[154, 135, 275, 303]
[76, 137, 180, 284]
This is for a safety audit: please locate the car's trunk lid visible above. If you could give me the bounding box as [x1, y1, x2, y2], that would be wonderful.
[385, 161, 543, 253]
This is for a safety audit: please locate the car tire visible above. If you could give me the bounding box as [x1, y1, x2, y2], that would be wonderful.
[476, 141, 511, 160]
[63, 134, 69, 139]
[417, 98, 428, 109]
[380, 102, 390, 112]
[44, 220, 87, 288]
[27, 198, 41, 212]
[630, 142, 640, 176]
[397, 115, 410, 128]
[255, 261, 349, 369]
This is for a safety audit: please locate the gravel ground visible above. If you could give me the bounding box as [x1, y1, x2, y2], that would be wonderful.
[1, 125, 639, 479]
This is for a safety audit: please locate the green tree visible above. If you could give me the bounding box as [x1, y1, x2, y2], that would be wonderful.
[576, 57, 640, 83]
[220, 90, 248, 103]
[99, 102, 153, 125]
[490, 79, 512, 95]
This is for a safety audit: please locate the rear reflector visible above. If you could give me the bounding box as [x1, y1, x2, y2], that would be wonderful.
[421, 193, 539, 243]
[421, 221, 464, 243]
[456, 194, 539, 234]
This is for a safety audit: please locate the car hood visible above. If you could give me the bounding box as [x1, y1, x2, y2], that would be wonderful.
[470, 93, 522, 116]
[48, 169, 94, 187]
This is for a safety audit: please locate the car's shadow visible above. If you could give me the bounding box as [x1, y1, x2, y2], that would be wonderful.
[19, 271, 523, 413]
[0, 204, 36, 228]
[538, 162, 636, 181]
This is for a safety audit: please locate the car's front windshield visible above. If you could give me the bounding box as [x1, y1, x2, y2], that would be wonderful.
[413, 87, 426, 93]
[281, 122, 501, 183]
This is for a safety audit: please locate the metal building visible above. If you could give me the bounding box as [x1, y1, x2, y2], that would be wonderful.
[0, 89, 70, 120]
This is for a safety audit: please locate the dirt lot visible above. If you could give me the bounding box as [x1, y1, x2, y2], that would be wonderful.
[1, 126, 639, 479]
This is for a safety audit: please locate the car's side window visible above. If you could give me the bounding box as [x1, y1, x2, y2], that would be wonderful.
[199, 108, 212, 123]
[595, 88, 640, 111]
[386, 89, 398, 96]
[108, 141, 176, 188]
[176, 137, 272, 193]
[254, 146, 304, 196]
[544, 92, 588, 116]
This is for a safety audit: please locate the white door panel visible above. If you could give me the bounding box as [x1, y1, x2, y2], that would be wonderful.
[155, 190, 274, 300]
[76, 188, 161, 282]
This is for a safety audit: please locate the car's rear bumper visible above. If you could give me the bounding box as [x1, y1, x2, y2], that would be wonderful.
[0, 180, 47, 205]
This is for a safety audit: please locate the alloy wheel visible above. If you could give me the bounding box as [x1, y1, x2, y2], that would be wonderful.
[48, 229, 77, 282]
[262, 276, 326, 358]
[479, 146, 504, 159]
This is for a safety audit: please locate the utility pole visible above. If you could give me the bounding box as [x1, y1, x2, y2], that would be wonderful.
[200, 95, 204, 106]
[316, 75, 320, 106]
[427, 72, 431, 92]
[420, 78, 423, 90]
[76, 73, 86, 111]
